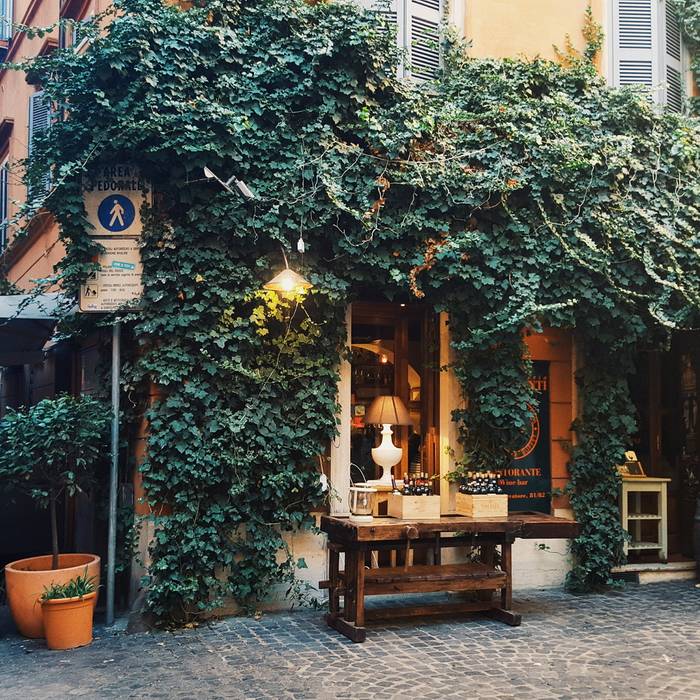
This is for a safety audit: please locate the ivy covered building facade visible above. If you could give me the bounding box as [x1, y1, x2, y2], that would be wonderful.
[0, 0, 699, 621]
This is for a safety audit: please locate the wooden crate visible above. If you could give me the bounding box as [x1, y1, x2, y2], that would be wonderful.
[455, 493, 508, 518]
[387, 493, 441, 520]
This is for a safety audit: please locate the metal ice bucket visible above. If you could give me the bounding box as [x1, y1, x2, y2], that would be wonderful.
[348, 486, 377, 519]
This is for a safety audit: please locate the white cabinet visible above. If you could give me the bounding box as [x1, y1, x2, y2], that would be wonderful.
[620, 477, 670, 561]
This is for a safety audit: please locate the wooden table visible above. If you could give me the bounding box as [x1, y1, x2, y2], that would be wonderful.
[320, 513, 579, 642]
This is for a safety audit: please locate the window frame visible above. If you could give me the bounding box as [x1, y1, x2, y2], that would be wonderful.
[610, 0, 687, 111]
[27, 90, 52, 203]
[59, 0, 93, 52]
[359, 0, 444, 81]
[0, 155, 8, 251]
[0, 0, 13, 43]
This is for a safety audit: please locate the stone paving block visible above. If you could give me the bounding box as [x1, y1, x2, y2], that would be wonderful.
[1, 582, 700, 698]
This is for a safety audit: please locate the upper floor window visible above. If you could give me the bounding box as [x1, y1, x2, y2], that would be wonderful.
[59, 0, 93, 51]
[0, 158, 8, 250]
[358, 0, 443, 80]
[28, 90, 52, 202]
[612, 0, 683, 111]
[0, 0, 12, 42]
[59, 16, 93, 51]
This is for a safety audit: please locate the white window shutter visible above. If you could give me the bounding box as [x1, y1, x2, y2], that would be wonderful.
[613, 0, 659, 95]
[407, 0, 442, 81]
[662, 0, 683, 111]
[357, 0, 405, 76]
[28, 90, 51, 200]
[0, 160, 8, 250]
[28, 91, 50, 156]
[0, 0, 12, 42]
[356, 0, 400, 33]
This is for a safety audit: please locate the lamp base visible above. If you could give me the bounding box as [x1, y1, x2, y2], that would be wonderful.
[366, 466, 394, 488]
[349, 514, 374, 523]
[369, 424, 403, 488]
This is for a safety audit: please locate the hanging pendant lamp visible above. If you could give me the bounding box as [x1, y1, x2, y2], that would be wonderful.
[263, 247, 312, 295]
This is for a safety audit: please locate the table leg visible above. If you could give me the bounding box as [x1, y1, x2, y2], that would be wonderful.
[478, 542, 496, 602]
[325, 546, 367, 643]
[345, 549, 357, 623]
[354, 546, 366, 628]
[483, 535, 521, 626]
[500, 538, 513, 609]
[328, 545, 339, 617]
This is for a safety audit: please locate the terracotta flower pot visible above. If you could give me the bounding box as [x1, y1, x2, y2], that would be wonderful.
[4, 553, 100, 638]
[42, 590, 97, 650]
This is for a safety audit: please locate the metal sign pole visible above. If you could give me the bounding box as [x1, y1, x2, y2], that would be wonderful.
[106, 320, 121, 626]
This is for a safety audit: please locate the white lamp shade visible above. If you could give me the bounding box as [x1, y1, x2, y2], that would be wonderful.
[365, 395, 411, 426]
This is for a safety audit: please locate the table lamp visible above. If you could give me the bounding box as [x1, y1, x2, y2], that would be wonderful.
[365, 395, 412, 486]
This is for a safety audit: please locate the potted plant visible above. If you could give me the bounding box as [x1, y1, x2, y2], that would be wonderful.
[0, 394, 111, 638]
[41, 569, 98, 650]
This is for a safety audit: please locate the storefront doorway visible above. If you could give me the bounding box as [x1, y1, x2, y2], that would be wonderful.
[349, 302, 439, 491]
[630, 331, 700, 561]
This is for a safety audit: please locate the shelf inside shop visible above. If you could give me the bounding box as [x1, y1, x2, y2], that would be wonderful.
[627, 541, 663, 550]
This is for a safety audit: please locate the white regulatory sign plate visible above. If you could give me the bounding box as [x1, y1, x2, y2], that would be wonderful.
[79, 238, 143, 313]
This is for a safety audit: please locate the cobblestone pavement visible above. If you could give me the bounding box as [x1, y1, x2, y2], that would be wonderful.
[1, 581, 700, 699]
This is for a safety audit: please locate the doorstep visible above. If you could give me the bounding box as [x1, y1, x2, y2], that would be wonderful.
[611, 559, 697, 585]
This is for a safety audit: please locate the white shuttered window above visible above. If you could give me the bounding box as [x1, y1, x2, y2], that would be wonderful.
[612, 0, 685, 111]
[28, 91, 52, 202]
[0, 159, 8, 250]
[357, 0, 443, 80]
[0, 0, 12, 42]
[663, 0, 682, 111]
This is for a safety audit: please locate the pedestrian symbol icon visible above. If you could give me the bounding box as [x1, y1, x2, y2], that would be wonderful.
[97, 194, 135, 233]
[109, 200, 125, 227]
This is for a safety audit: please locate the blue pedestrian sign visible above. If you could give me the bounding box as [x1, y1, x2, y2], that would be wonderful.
[82, 164, 150, 238]
[97, 194, 135, 233]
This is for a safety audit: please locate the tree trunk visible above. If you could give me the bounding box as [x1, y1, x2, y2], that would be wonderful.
[50, 489, 59, 570]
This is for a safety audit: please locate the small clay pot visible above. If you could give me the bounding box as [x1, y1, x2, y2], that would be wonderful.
[41, 591, 97, 651]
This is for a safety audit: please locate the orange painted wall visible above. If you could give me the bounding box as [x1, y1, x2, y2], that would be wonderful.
[462, 0, 605, 65]
[1, 0, 60, 288]
[5, 216, 66, 288]
[0, 0, 109, 290]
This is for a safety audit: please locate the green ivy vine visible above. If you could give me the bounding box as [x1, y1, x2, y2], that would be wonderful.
[5, 0, 700, 621]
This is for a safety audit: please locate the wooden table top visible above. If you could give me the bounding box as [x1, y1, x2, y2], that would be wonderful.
[321, 512, 579, 542]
